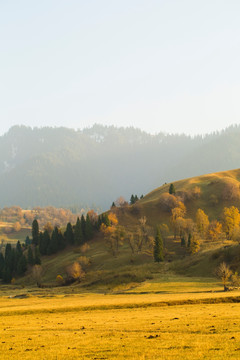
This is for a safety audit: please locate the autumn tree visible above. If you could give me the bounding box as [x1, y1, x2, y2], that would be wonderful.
[159, 193, 178, 212]
[13, 221, 21, 232]
[222, 206, 240, 239]
[66, 262, 85, 283]
[159, 223, 169, 247]
[188, 233, 200, 254]
[115, 196, 127, 207]
[207, 220, 222, 241]
[32, 265, 43, 287]
[222, 178, 240, 200]
[125, 232, 136, 255]
[101, 213, 124, 256]
[196, 209, 209, 237]
[171, 201, 186, 238]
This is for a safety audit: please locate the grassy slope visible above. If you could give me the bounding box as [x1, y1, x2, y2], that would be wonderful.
[117, 167, 240, 228]
[12, 168, 240, 287]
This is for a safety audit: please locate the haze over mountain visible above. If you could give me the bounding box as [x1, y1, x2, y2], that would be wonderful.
[1, 124, 240, 210]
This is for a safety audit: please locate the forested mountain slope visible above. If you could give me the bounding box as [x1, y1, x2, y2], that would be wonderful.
[0, 124, 240, 209]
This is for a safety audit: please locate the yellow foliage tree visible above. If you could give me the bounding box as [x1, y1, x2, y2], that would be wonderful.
[171, 202, 186, 238]
[207, 220, 222, 241]
[108, 212, 118, 226]
[100, 213, 124, 256]
[222, 206, 240, 239]
[196, 209, 209, 237]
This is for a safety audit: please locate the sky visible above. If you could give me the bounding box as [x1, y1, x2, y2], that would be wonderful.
[1, 0, 240, 136]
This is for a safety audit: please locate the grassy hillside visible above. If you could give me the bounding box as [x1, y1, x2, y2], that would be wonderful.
[117, 167, 240, 227]
[8, 168, 240, 288]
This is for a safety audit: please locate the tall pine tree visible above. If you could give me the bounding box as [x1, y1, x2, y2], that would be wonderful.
[64, 222, 74, 245]
[74, 217, 83, 245]
[169, 183, 176, 195]
[32, 219, 39, 246]
[85, 214, 93, 241]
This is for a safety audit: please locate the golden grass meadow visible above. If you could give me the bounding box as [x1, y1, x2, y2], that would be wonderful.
[1, 277, 240, 360]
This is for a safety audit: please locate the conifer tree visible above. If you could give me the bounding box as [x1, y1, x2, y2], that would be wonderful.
[154, 228, 164, 262]
[15, 241, 23, 268]
[81, 215, 86, 239]
[64, 222, 74, 244]
[130, 194, 135, 205]
[169, 183, 176, 195]
[181, 236, 186, 247]
[48, 227, 58, 254]
[5, 244, 14, 273]
[34, 246, 41, 265]
[32, 219, 39, 246]
[103, 214, 110, 226]
[2, 266, 12, 283]
[74, 217, 83, 245]
[187, 233, 192, 248]
[40, 230, 50, 255]
[27, 246, 35, 266]
[85, 214, 93, 241]
[134, 195, 139, 203]
[57, 229, 65, 251]
[16, 241, 22, 255]
[39, 232, 44, 255]
[25, 235, 31, 245]
[0, 253, 5, 278]
[17, 255, 27, 276]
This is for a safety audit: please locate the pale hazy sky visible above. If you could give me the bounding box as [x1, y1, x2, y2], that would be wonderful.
[1, 0, 240, 136]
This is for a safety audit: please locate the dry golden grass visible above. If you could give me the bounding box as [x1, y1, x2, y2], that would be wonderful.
[1, 286, 240, 359]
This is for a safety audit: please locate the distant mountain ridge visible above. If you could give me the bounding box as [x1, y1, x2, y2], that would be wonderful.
[0, 124, 240, 210]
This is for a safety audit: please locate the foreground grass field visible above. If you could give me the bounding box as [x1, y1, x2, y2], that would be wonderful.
[1, 278, 240, 359]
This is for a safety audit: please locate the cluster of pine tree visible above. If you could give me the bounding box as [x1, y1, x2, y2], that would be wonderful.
[0, 213, 111, 284]
[130, 194, 144, 205]
[0, 241, 27, 283]
[28, 213, 110, 257]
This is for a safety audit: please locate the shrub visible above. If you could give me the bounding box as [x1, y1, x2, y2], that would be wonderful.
[80, 243, 90, 254]
[78, 256, 91, 270]
[56, 274, 64, 285]
[191, 186, 201, 199]
[66, 262, 85, 283]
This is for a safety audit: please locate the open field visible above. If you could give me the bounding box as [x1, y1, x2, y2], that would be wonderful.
[1, 277, 240, 359]
[0, 224, 30, 245]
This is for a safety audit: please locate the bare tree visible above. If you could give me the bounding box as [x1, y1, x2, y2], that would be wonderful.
[216, 262, 232, 291]
[32, 265, 43, 287]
